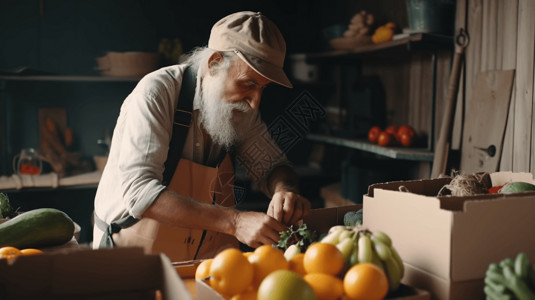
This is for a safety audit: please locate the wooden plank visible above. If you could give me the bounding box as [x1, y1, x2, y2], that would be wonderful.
[436, 52, 452, 149]
[466, 0, 483, 105]
[460, 70, 515, 173]
[481, 0, 498, 71]
[452, 0, 468, 152]
[409, 53, 424, 131]
[408, 51, 440, 151]
[499, 0, 519, 171]
[488, 0, 498, 70]
[514, 0, 535, 172]
[480, 1, 489, 72]
[495, 0, 504, 70]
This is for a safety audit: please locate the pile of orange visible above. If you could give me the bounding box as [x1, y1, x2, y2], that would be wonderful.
[0, 246, 44, 262]
[195, 242, 389, 300]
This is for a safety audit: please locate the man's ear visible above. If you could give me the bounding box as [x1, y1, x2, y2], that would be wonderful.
[207, 52, 224, 75]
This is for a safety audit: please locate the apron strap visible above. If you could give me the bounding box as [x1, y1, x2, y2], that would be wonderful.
[162, 66, 197, 186]
[96, 66, 197, 248]
[95, 212, 139, 248]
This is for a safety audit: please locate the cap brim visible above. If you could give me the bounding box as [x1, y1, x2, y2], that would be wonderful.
[235, 51, 293, 88]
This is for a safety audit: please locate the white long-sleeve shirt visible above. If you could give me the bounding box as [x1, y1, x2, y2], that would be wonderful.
[93, 64, 289, 246]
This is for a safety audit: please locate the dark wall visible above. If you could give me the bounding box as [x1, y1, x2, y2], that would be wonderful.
[0, 0, 408, 74]
[0, 0, 327, 75]
[0, 0, 410, 244]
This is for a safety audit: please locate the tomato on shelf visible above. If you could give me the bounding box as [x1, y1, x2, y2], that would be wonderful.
[395, 125, 417, 147]
[385, 125, 398, 136]
[367, 126, 382, 143]
[377, 131, 394, 147]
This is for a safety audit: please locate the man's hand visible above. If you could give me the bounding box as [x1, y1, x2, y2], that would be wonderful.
[233, 211, 287, 248]
[267, 190, 311, 226]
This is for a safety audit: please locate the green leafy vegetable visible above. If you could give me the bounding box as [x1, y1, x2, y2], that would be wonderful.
[277, 223, 318, 252]
[344, 209, 363, 226]
[0, 193, 11, 219]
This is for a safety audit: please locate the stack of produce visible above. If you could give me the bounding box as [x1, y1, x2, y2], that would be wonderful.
[485, 253, 535, 300]
[318, 225, 404, 293]
[436, 172, 535, 197]
[195, 223, 403, 300]
[367, 125, 418, 148]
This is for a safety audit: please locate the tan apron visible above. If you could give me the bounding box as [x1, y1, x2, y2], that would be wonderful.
[112, 154, 239, 261]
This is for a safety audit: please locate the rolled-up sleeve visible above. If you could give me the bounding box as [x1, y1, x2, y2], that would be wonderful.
[235, 111, 292, 196]
[119, 92, 170, 218]
[94, 65, 189, 232]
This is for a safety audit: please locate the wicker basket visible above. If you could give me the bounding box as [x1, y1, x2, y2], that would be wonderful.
[95, 51, 160, 77]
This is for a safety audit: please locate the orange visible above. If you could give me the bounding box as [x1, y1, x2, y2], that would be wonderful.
[303, 242, 344, 276]
[230, 289, 257, 300]
[0, 246, 21, 261]
[243, 251, 254, 259]
[195, 258, 213, 286]
[288, 253, 306, 276]
[304, 273, 344, 300]
[20, 248, 44, 255]
[210, 248, 253, 297]
[248, 245, 288, 288]
[343, 263, 388, 300]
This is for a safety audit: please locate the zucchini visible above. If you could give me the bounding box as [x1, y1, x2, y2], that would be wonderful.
[0, 208, 75, 249]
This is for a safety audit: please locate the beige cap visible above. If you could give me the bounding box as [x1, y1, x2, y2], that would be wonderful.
[208, 11, 293, 88]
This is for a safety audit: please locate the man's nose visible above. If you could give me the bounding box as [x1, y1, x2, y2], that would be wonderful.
[246, 92, 261, 110]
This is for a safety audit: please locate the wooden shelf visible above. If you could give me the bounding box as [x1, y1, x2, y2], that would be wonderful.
[0, 75, 141, 82]
[307, 133, 434, 162]
[301, 33, 452, 61]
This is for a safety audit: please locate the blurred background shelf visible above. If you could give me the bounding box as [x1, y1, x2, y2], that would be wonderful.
[303, 33, 452, 61]
[0, 75, 141, 82]
[307, 133, 434, 162]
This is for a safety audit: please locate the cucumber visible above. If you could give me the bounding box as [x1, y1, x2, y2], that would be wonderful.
[0, 208, 75, 249]
[499, 182, 535, 194]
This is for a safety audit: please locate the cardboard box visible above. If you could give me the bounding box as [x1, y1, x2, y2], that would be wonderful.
[193, 278, 430, 300]
[363, 171, 535, 300]
[176, 205, 429, 300]
[303, 204, 362, 234]
[0, 247, 192, 300]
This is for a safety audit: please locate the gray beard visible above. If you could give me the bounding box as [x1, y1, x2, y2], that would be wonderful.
[199, 71, 250, 149]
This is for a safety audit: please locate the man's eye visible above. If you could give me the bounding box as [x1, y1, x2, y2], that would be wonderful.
[242, 82, 256, 89]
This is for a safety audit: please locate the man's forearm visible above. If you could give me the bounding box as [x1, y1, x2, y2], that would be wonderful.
[142, 189, 238, 236]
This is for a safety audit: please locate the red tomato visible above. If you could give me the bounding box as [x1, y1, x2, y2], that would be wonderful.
[397, 125, 415, 139]
[377, 131, 394, 147]
[399, 131, 415, 147]
[488, 185, 503, 194]
[367, 126, 382, 143]
[385, 125, 398, 136]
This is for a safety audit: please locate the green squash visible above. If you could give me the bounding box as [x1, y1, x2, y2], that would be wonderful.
[499, 182, 535, 194]
[0, 208, 74, 249]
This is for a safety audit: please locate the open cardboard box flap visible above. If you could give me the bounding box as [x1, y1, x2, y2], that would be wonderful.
[0, 247, 192, 300]
[364, 171, 535, 284]
[303, 204, 362, 234]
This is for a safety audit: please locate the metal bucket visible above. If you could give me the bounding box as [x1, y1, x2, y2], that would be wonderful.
[407, 0, 456, 35]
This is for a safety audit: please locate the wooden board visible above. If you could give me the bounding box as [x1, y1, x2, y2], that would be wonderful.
[499, 0, 519, 171]
[516, 0, 535, 173]
[460, 70, 515, 173]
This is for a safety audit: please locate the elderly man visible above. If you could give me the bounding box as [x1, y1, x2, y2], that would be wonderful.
[93, 11, 311, 261]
